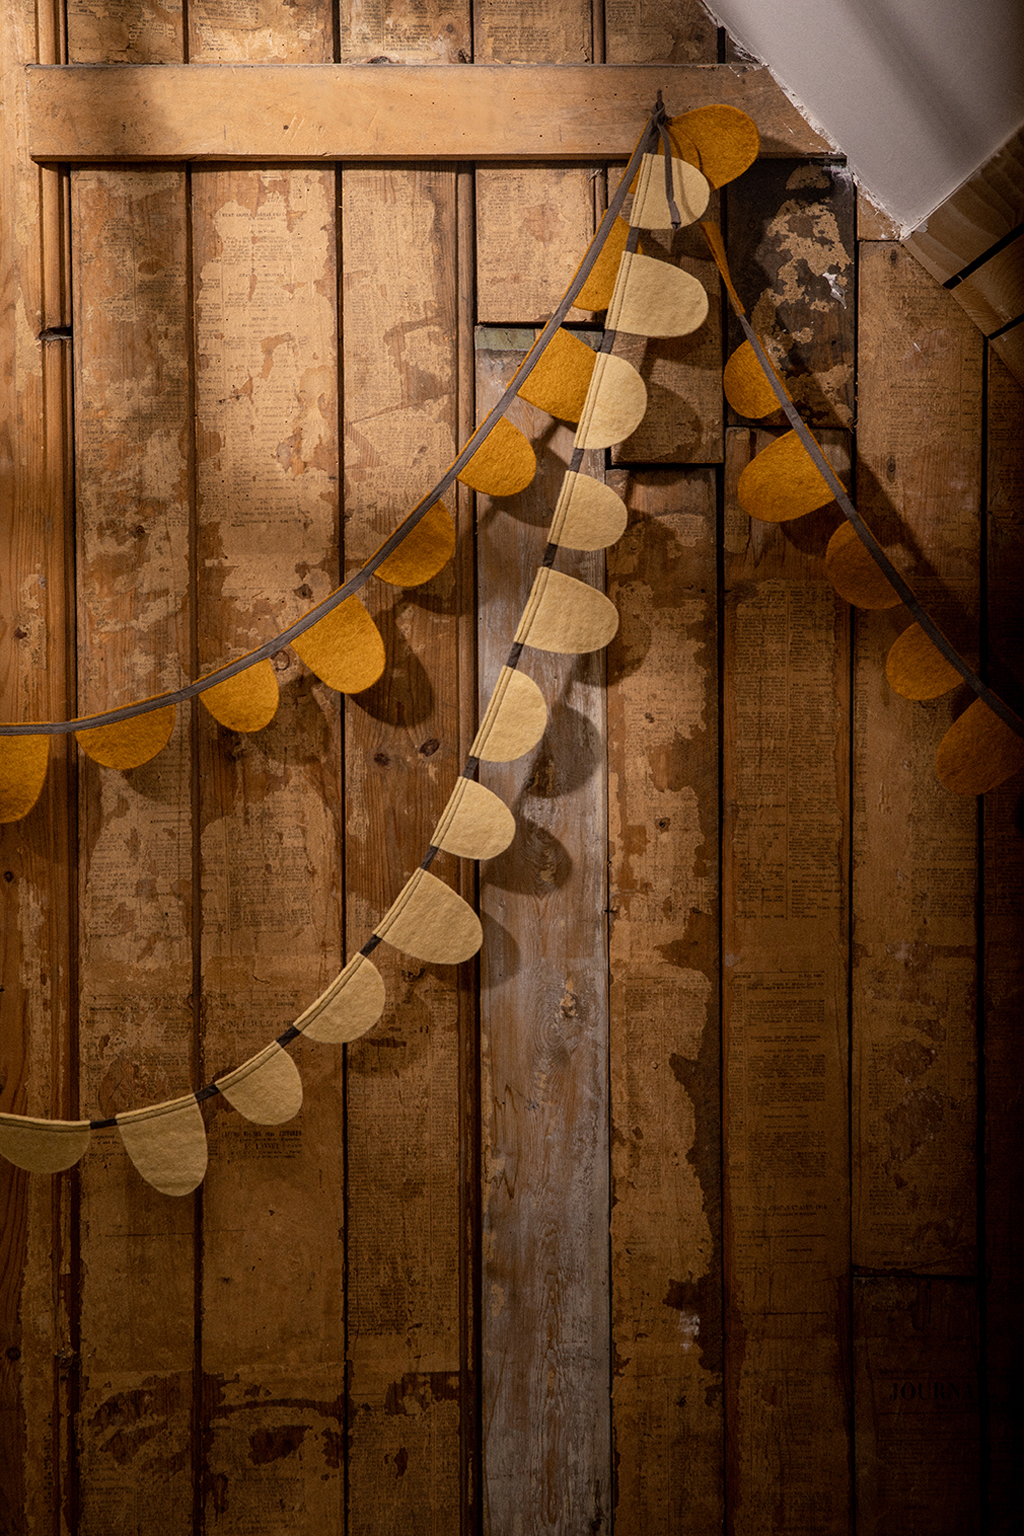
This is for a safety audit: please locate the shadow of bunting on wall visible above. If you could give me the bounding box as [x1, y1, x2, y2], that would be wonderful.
[0, 97, 1021, 1189]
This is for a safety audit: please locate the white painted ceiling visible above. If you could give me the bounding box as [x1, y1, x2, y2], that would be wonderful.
[704, 0, 1024, 233]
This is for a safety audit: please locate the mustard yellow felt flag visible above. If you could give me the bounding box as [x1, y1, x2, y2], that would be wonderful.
[575, 216, 631, 313]
[375, 501, 456, 587]
[825, 523, 901, 610]
[292, 596, 386, 695]
[886, 623, 962, 701]
[202, 659, 279, 731]
[0, 734, 50, 824]
[517, 328, 597, 424]
[936, 699, 1024, 796]
[76, 704, 176, 769]
[458, 417, 536, 497]
[737, 431, 837, 523]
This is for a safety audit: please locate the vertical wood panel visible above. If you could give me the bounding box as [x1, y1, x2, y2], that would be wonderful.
[341, 164, 466, 1536]
[476, 345, 609, 1536]
[604, 0, 717, 64]
[852, 246, 982, 1277]
[71, 166, 196, 1536]
[0, 5, 75, 1533]
[475, 168, 595, 325]
[606, 469, 723, 1533]
[983, 354, 1024, 1536]
[339, 0, 469, 62]
[473, 0, 591, 63]
[722, 431, 852, 1536]
[191, 161, 344, 1531]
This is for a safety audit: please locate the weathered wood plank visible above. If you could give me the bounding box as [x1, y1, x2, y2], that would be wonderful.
[67, 0, 184, 62]
[189, 0, 333, 62]
[26, 64, 832, 162]
[190, 160, 345, 1531]
[604, 0, 718, 65]
[339, 0, 469, 63]
[725, 158, 855, 431]
[606, 469, 723, 1533]
[949, 231, 1024, 336]
[0, 8, 75, 1534]
[341, 164, 466, 1536]
[903, 124, 1024, 285]
[851, 244, 982, 1277]
[70, 164, 196, 1536]
[983, 354, 1024, 1536]
[474, 0, 590, 63]
[853, 1278, 980, 1535]
[476, 339, 609, 1536]
[722, 428, 852, 1536]
[475, 167, 595, 324]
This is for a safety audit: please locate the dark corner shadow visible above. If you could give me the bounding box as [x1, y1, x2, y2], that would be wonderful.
[476, 906, 521, 989]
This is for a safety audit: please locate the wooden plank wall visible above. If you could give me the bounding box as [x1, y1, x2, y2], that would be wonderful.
[1, 4, 1022, 1534]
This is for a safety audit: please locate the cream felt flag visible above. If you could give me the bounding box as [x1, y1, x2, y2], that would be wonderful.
[549, 472, 628, 552]
[606, 250, 709, 340]
[374, 868, 483, 965]
[295, 953, 387, 1044]
[431, 777, 517, 861]
[216, 1043, 303, 1125]
[515, 568, 620, 656]
[629, 153, 710, 230]
[117, 1094, 208, 1197]
[471, 667, 548, 763]
[573, 351, 648, 450]
[0, 1115, 91, 1174]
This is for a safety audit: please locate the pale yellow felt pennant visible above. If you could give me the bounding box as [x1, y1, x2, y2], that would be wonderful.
[671, 105, 760, 189]
[628, 123, 702, 191]
[215, 1042, 303, 1126]
[549, 471, 629, 552]
[75, 704, 176, 769]
[431, 776, 516, 861]
[737, 430, 838, 523]
[886, 623, 963, 701]
[516, 328, 596, 423]
[375, 501, 456, 588]
[0, 734, 50, 824]
[606, 250, 709, 339]
[470, 666, 548, 763]
[575, 216, 631, 313]
[295, 953, 387, 1044]
[201, 658, 279, 732]
[574, 350, 648, 450]
[291, 595, 386, 695]
[374, 868, 483, 965]
[825, 522, 902, 609]
[629, 153, 710, 230]
[0, 1114, 91, 1175]
[515, 567, 620, 655]
[723, 339, 784, 419]
[936, 698, 1024, 796]
[457, 416, 536, 497]
[117, 1093, 208, 1197]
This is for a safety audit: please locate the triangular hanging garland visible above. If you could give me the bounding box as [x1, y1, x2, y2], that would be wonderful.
[2, 96, 1020, 1191]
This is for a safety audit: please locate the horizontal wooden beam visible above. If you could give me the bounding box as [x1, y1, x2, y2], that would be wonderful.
[27, 63, 830, 163]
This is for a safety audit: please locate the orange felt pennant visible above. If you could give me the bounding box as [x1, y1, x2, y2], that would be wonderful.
[291, 596, 386, 695]
[825, 523, 902, 610]
[737, 430, 837, 523]
[457, 417, 536, 497]
[0, 734, 50, 824]
[76, 704, 176, 769]
[375, 501, 456, 587]
[886, 623, 963, 701]
[516, 328, 597, 424]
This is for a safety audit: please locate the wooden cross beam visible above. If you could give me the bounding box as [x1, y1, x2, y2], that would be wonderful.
[26, 63, 828, 162]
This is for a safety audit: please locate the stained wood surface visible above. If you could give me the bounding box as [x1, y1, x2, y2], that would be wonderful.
[852, 245, 982, 1278]
[26, 63, 833, 162]
[723, 428, 852, 1536]
[606, 469, 723, 1532]
[1, 4, 1022, 1534]
[476, 341, 610, 1536]
[903, 123, 1024, 284]
[341, 164, 467, 1536]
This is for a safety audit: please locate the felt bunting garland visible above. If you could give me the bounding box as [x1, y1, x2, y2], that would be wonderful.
[705, 219, 1024, 796]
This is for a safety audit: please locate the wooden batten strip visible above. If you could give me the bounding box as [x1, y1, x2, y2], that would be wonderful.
[903, 122, 1024, 284]
[26, 64, 829, 163]
[948, 231, 1024, 337]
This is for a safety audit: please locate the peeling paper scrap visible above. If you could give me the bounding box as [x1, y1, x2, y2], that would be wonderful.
[374, 868, 483, 965]
[431, 777, 516, 861]
[575, 216, 630, 313]
[0, 734, 50, 824]
[0, 1115, 91, 1175]
[457, 416, 536, 497]
[292, 595, 386, 695]
[606, 250, 709, 340]
[76, 704, 176, 769]
[295, 953, 387, 1044]
[936, 699, 1024, 796]
[629, 153, 709, 230]
[202, 658, 279, 732]
[724, 339, 783, 419]
[470, 667, 548, 763]
[737, 430, 837, 523]
[671, 105, 760, 189]
[515, 568, 619, 655]
[375, 501, 456, 588]
[886, 623, 962, 700]
[117, 1094, 208, 1197]
[549, 471, 628, 552]
[825, 522, 901, 609]
[516, 328, 596, 424]
[216, 1042, 303, 1125]
[574, 350, 647, 450]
